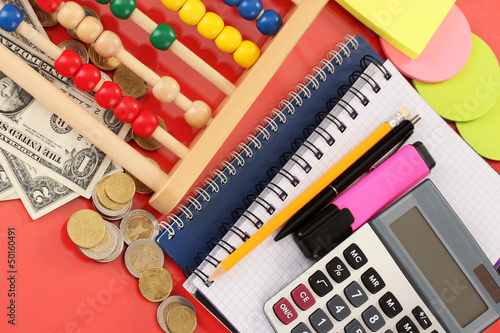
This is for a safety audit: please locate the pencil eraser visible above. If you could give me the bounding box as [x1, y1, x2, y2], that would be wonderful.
[399, 107, 411, 119]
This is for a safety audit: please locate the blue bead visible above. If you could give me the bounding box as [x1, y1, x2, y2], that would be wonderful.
[256, 9, 282, 36]
[222, 0, 242, 6]
[0, 4, 24, 32]
[237, 0, 262, 21]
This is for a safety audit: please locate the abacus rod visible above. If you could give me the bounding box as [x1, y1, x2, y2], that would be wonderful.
[0, 42, 169, 193]
[151, 128, 189, 159]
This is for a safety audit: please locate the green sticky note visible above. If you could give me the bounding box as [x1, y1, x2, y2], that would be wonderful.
[414, 34, 500, 122]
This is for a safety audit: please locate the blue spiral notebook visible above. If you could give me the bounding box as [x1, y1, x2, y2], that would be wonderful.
[155, 35, 383, 271]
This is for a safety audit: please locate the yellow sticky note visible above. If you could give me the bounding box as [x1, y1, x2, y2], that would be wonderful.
[336, 0, 456, 59]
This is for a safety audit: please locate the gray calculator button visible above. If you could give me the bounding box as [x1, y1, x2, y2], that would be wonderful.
[385, 330, 394, 333]
[344, 281, 368, 307]
[327, 295, 351, 321]
[362, 305, 386, 332]
[345, 319, 366, 333]
[292, 322, 313, 333]
[309, 308, 334, 333]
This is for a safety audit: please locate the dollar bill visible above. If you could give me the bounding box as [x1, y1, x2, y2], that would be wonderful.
[0, 32, 130, 198]
[0, 161, 16, 199]
[1, 192, 18, 201]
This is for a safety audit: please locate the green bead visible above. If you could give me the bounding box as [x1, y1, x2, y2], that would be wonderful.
[150, 23, 177, 51]
[95, 0, 111, 4]
[109, 0, 137, 19]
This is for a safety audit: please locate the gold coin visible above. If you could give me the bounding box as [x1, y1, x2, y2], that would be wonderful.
[132, 116, 167, 151]
[104, 173, 136, 204]
[67, 209, 106, 248]
[97, 176, 128, 210]
[29, 0, 58, 27]
[113, 64, 149, 99]
[162, 301, 183, 325]
[125, 157, 161, 194]
[166, 306, 197, 333]
[139, 267, 173, 302]
[58, 40, 89, 64]
[68, 7, 100, 41]
[88, 43, 121, 71]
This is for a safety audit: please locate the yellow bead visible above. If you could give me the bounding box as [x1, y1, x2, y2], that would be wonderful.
[197, 12, 224, 40]
[153, 76, 180, 103]
[56, 1, 85, 30]
[178, 0, 206, 26]
[185, 100, 212, 128]
[233, 40, 260, 68]
[215, 26, 242, 53]
[75, 16, 103, 44]
[94, 31, 123, 58]
[160, 0, 186, 11]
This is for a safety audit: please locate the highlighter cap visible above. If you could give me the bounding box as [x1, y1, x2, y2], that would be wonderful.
[412, 141, 436, 170]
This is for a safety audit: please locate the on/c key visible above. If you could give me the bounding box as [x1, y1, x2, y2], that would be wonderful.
[273, 297, 298, 325]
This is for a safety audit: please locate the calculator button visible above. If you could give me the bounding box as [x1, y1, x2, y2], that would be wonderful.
[344, 281, 368, 307]
[273, 297, 298, 325]
[379, 292, 403, 318]
[412, 306, 432, 329]
[291, 284, 316, 310]
[385, 331, 394, 333]
[326, 257, 351, 283]
[361, 267, 385, 294]
[309, 270, 333, 297]
[396, 316, 420, 333]
[327, 295, 351, 321]
[292, 322, 313, 333]
[362, 305, 386, 332]
[345, 319, 367, 333]
[309, 308, 334, 333]
[343, 244, 368, 269]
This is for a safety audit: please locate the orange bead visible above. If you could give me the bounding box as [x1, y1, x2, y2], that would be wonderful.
[75, 16, 103, 44]
[94, 31, 123, 58]
[56, 2, 85, 30]
[215, 26, 242, 53]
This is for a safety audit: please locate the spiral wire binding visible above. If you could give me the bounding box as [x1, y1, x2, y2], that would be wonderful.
[219, 222, 250, 242]
[194, 252, 221, 267]
[232, 207, 263, 228]
[206, 237, 235, 254]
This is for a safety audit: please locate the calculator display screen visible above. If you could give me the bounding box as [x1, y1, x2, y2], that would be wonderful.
[390, 207, 488, 328]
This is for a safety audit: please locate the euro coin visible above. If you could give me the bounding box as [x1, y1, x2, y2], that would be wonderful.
[166, 305, 197, 333]
[125, 157, 161, 194]
[104, 173, 136, 204]
[97, 223, 125, 263]
[89, 43, 121, 71]
[139, 267, 173, 302]
[157, 296, 196, 333]
[124, 239, 164, 278]
[113, 64, 149, 99]
[120, 209, 159, 245]
[58, 40, 89, 64]
[96, 176, 128, 210]
[67, 209, 106, 248]
[132, 116, 167, 151]
[80, 221, 117, 260]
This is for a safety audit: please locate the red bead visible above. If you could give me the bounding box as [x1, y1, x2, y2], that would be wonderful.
[113, 96, 141, 123]
[37, 0, 63, 13]
[72, 64, 101, 92]
[132, 110, 159, 137]
[94, 81, 122, 109]
[54, 50, 82, 78]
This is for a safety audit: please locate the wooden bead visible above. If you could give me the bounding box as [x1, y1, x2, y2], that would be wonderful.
[178, 0, 206, 26]
[114, 96, 141, 123]
[233, 40, 260, 68]
[215, 26, 242, 53]
[55, 49, 82, 78]
[94, 31, 123, 58]
[197, 12, 224, 40]
[75, 16, 103, 44]
[0, 4, 24, 32]
[152, 76, 180, 103]
[185, 100, 211, 128]
[110, 0, 137, 20]
[160, 0, 187, 11]
[150, 23, 177, 51]
[256, 9, 282, 36]
[56, 2, 85, 30]
[132, 109, 159, 137]
[95, 81, 122, 109]
[237, 0, 263, 21]
[37, 0, 63, 14]
[73, 64, 101, 92]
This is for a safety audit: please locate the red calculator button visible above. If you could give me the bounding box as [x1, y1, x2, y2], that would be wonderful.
[273, 297, 298, 324]
[291, 284, 316, 310]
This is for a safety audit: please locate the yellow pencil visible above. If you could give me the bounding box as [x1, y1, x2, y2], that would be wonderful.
[208, 108, 410, 281]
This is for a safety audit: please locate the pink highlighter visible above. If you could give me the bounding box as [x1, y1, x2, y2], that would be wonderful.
[295, 142, 435, 259]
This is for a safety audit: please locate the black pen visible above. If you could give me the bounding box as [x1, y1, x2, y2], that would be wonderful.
[274, 115, 421, 241]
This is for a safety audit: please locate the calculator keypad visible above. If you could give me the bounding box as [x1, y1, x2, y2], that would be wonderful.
[264, 225, 443, 333]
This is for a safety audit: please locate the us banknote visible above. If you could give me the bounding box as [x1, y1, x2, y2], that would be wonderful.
[0, 162, 15, 200]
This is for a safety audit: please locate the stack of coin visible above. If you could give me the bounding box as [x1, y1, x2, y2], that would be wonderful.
[58, 40, 89, 64]
[125, 157, 161, 194]
[92, 173, 135, 220]
[120, 209, 159, 245]
[139, 267, 173, 302]
[79, 222, 125, 262]
[157, 296, 197, 333]
[67, 209, 106, 249]
[124, 239, 165, 278]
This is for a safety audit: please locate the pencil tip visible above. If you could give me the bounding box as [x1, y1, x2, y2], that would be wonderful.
[208, 265, 226, 282]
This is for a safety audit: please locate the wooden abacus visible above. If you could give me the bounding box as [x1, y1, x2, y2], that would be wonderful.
[0, 0, 329, 214]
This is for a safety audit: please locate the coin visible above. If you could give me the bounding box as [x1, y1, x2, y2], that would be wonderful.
[113, 64, 149, 99]
[104, 173, 136, 204]
[68, 6, 100, 41]
[124, 239, 164, 278]
[67, 209, 106, 248]
[132, 116, 167, 151]
[29, 0, 58, 27]
[79, 221, 118, 260]
[157, 296, 196, 333]
[58, 40, 89, 64]
[125, 157, 161, 194]
[139, 267, 173, 302]
[97, 176, 128, 210]
[120, 209, 159, 245]
[97, 223, 125, 263]
[89, 43, 121, 71]
[166, 306, 197, 333]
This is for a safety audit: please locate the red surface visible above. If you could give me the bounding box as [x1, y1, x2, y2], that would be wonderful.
[0, 1, 499, 332]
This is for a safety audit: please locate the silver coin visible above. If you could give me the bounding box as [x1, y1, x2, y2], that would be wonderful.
[124, 239, 164, 278]
[58, 40, 89, 64]
[79, 221, 118, 260]
[97, 223, 125, 263]
[156, 296, 196, 333]
[120, 209, 159, 245]
[67, 6, 101, 41]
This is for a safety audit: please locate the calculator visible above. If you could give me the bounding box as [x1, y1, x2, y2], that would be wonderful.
[264, 180, 500, 333]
